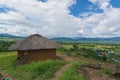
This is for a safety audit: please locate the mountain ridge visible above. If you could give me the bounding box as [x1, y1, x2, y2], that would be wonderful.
[0, 33, 120, 44]
[0, 33, 24, 38]
[51, 37, 120, 44]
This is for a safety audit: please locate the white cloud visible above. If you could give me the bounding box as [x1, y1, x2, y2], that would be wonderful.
[0, 0, 120, 37]
[91, 5, 120, 37]
[0, 0, 82, 37]
[88, 0, 110, 10]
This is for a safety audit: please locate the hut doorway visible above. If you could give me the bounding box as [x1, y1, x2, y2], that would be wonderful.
[18, 51, 29, 64]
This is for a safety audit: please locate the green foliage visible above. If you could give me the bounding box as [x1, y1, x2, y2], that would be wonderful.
[59, 43, 120, 63]
[57, 43, 73, 53]
[72, 44, 79, 51]
[68, 44, 80, 56]
[0, 40, 16, 52]
[70, 44, 78, 51]
[80, 48, 107, 61]
[57, 48, 70, 52]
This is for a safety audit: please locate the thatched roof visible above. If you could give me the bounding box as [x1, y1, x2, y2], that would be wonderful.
[9, 34, 62, 50]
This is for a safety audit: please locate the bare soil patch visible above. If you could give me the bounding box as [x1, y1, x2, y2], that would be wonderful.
[78, 63, 120, 80]
[0, 72, 14, 80]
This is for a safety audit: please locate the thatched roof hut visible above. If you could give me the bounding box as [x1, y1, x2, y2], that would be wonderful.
[9, 34, 61, 50]
[9, 34, 61, 64]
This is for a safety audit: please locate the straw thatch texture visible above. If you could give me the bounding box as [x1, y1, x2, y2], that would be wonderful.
[9, 34, 61, 50]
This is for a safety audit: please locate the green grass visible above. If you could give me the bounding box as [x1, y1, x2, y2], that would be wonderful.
[11, 60, 65, 80]
[59, 61, 87, 80]
[0, 37, 21, 41]
[99, 68, 113, 76]
[0, 52, 66, 80]
[0, 52, 16, 58]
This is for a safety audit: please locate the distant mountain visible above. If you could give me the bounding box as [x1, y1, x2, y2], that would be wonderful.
[0, 33, 24, 38]
[51, 37, 120, 44]
[51, 37, 75, 43]
[1, 33, 120, 44]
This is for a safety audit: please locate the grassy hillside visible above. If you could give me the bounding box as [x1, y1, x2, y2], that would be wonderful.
[0, 52, 66, 80]
[1, 41, 120, 80]
[0, 43, 120, 80]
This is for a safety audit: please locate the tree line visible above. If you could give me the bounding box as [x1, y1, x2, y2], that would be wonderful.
[0, 40, 16, 52]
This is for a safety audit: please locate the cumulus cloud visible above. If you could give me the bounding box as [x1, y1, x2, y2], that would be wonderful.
[92, 8, 120, 37]
[0, 0, 120, 37]
[0, 0, 82, 37]
[88, 0, 120, 37]
[88, 0, 110, 9]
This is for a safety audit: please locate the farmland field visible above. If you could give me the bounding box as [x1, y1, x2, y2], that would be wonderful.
[0, 37, 22, 41]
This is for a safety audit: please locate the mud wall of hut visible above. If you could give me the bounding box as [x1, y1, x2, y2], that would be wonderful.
[29, 49, 56, 62]
[17, 49, 56, 64]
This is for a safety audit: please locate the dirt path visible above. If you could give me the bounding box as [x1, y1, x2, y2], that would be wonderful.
[50, 63, 72, 80]
[50, 54, 78, 80]
[0, 72, 14, 80]
[57, 54, 78, 62]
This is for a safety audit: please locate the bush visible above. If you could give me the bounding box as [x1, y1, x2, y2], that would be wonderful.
[0, 40, 16, 52]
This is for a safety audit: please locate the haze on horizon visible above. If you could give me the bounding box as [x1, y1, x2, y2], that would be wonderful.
[0, 0, 120, 38]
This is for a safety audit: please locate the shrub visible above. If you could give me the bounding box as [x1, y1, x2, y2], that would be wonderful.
[0, 41, 16, 52]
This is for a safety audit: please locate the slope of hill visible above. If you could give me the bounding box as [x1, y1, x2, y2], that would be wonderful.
[0, 34, 24, 41]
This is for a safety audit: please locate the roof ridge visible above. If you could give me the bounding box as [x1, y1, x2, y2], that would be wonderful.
[9, 34, 61, 50]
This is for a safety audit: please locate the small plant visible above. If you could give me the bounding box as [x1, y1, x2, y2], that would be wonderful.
[70, 44, 79, 51]
[99, 68, 113, 76]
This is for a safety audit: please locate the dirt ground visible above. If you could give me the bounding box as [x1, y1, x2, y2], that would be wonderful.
[79, 63, 120, 80]
[0, 72, 14, 80]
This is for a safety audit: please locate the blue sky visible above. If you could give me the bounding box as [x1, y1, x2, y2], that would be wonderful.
[110, 0, 120, 8]
[70, 0, 120, 17]
[69, 0, 103, 17]
[0, 0, 120, 37]
[0, 6, 9, 13]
